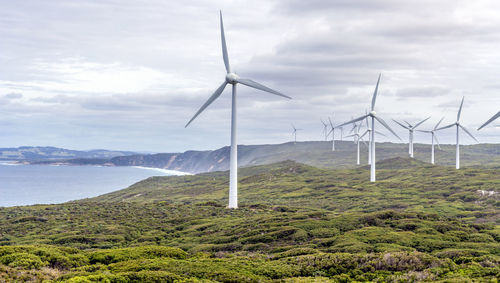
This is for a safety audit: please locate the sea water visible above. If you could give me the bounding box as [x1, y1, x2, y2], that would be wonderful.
[0, 164, 187, 207]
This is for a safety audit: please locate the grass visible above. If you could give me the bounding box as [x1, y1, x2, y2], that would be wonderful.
[0, 158, 499, 281]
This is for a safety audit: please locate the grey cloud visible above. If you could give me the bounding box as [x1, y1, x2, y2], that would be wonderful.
[4, 93, 23, 99]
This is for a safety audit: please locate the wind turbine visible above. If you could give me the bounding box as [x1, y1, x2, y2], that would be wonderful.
[416, 117, 444, 164]
[185, 11, 291, 208]
[344, 122, 367, 165]
[435, 97, 478, 169]
[478, 111, 500, 130]
[291, 124, 302, 144]
[336, 74, 401, 182]
[321, 119, 329, 141]
[327, 117, 337, 151]
[392, 117, 430, 158]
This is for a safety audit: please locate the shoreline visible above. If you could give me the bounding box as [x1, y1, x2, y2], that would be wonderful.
[0, 161, 192, 176]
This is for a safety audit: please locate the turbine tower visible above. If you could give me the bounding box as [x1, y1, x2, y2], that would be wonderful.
[359, 114, 386, 165]
[291, 124, 301, 144]
[392, 117, 430, 158]
[435, 97, 478, 169]
[336, 74, 401, 182]
[185, 11, 291, 208]
[478, 111, 500, 130]
[416, 117, 444, 164]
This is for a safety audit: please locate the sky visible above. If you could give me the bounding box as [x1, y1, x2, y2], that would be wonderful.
[0, 0, 499, 153]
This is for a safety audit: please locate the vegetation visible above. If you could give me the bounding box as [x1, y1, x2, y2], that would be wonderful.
[29, 141, 500, 173]
[0, 158, 499, 281]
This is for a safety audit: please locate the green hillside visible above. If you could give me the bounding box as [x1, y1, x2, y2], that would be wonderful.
[30, 141, 500, 173]
[0, 159, 499, 281]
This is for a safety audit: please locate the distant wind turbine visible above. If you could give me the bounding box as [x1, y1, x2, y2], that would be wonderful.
[477, 111, 500, 130]
[435, 97, 478, 169]
[392, 117, 430, 158]
[416, 117, 444, 164]
[291, 124, 302, 144]
[185, 11, 291, 208]
[344, 122, 367, 165]
[336, 74, 401, 182]
[327, 117, 337, 151]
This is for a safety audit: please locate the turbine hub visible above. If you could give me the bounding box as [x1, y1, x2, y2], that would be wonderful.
[225, 72, 239, 84]
[369, 111, 376, 116]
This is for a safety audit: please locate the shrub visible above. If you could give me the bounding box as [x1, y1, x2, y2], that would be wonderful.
[0, 252, 45, 269]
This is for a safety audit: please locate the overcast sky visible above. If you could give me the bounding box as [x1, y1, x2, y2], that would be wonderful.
[0, 0, 499, 152]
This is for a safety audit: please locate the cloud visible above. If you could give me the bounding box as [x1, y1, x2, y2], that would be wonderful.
[0, 0, 498, 151]
[4, 93, 23, 99]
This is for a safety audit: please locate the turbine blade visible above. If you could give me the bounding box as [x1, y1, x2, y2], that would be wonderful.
[392, 119, 410, 129]
[361, 139, 368, 147]
[374, 130, 386, 137]
[371, 73, 381, 111]
[359, 130, 369, 139]
[328, 117, 334, 128]
[375, 116, 401, 140]
[327, 128, 334, 136]
[435, 123, 455, 131]
[459, 124, 479, 143]
[413, 116, 431, 129]
[416, 130, 431, 133]
[434, 117, 445, 130]
[457, 96, 464, 121]
[236, 78, 291, 99]
[220, 11, 231, 73]
[434, 134, 441, 150]
[349, 124, 356, 134]
[403, 120, 413, 127]
[344, 134, 355, 138]
[478, 111, 500, 130]
[336, 114, 369, 128]
[185, 82, 227, 127]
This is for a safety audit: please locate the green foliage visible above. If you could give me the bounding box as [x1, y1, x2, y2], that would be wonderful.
[0, 160, 498, 281]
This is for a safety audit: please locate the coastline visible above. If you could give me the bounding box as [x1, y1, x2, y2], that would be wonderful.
[1, 161, 192, 176]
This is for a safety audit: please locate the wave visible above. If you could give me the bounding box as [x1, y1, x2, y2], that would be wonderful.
[131, 166, 192, 176]
[0, 162, 22, 166]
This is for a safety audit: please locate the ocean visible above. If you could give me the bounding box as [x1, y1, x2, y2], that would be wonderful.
[0, 164, 187, 207]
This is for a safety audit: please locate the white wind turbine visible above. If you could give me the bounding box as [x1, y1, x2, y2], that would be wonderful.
[185, 11, 291, 208]
[344, 122, 367, 165]
[327, 117, 337, 151]
[336, 74, 401, 182]
[291, 124, 302, 144]
[416, 117, 444, 164]
[392, 117, 430, 158]
[478, 111, 500, 130]
[435, 97, 478, 169]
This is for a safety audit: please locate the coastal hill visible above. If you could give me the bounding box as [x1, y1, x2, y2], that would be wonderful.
[0, 146, 137, 161]
[0, 159, 498, 281]
[31, 141, 500, 173]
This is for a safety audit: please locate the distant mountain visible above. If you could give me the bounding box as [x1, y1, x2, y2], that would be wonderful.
[0, 146, 137, 161]
[29, 141, 500, 173]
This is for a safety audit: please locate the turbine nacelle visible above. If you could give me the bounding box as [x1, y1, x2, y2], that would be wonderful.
[369, 111, 376, 117]
[225, 73, 239, 84]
